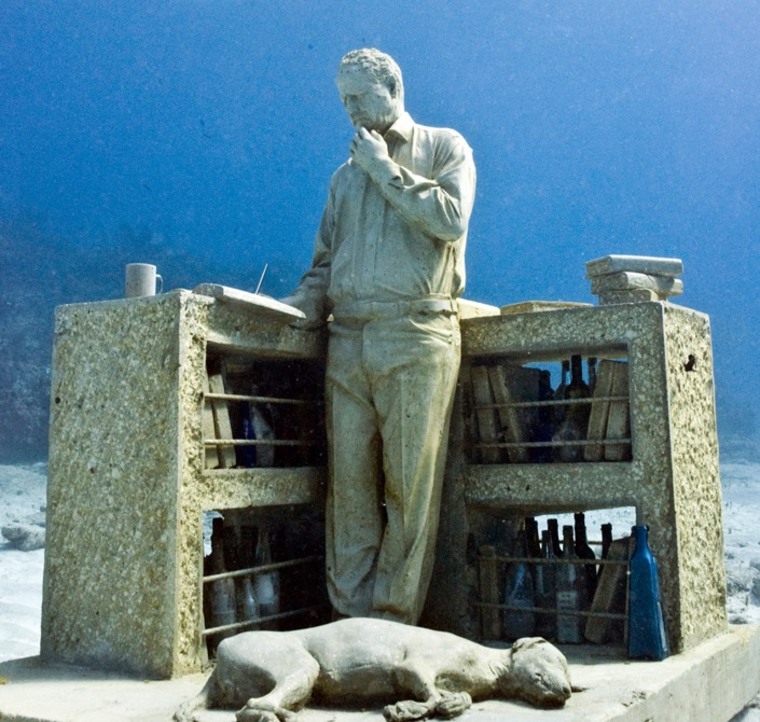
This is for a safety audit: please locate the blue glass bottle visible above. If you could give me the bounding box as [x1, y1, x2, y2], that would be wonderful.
[628, 525, 669, 660]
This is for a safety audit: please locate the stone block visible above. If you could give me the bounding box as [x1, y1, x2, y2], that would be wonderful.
[590, 271, 684, 296]
[585, 254, 684, 278]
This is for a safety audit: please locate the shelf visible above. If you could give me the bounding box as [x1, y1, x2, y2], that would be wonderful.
[464, 462, 637, 512]
[199, 467, 326, 509]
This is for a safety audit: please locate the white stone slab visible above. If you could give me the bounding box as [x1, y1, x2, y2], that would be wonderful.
[194, 283, 306, 320]
[585, 255, 683, 279]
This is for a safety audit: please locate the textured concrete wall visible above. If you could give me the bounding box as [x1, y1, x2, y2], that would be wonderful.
[42, 293, 725, 677]
[42, 291, 325, 677]
[42, 292, 202, 676]
[457, 301, 726, 652]
[663, 305, 726, 649]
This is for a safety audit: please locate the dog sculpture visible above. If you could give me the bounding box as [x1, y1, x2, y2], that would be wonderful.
[174, 618, 573, 722]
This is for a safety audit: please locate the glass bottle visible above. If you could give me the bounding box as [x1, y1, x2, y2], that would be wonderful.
[574, 512, 598, 600]
[208, 518, 236, 640]
[601, 522, 613, 561]
[503, 529, 536, 639]
[547, 518, 563, 558]
[240, 404, 256, 467]
[525, 517, 541, 559]
[555, 355, 591, 461]
[628, 525, 670, 660]
[253, 527, 280, 629]
[239, 576, 259, 623]
[587, 356, 598, 394]
[534, 370, 555, 462]
[535, 529, 557, 640]
[235, 524, 260, 626]
[556, 525, 584, 643]
[553, 359, 570, 427]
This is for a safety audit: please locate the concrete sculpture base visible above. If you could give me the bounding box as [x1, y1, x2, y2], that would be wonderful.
[2, 625, 759, 722]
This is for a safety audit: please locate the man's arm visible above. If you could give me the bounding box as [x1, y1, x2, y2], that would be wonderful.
[279, 189, 334, 327]
[350, 127, 476, 242]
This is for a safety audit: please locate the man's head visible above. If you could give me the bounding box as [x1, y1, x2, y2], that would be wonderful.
[337, 48, 404, 134]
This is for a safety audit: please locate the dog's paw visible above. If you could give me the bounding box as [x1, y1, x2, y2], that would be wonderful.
[383, 699, 432, 722]
[435, 692, 472, 719]
[236, 703, 298, 722]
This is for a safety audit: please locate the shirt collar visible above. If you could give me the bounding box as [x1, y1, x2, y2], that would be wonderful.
[385, 112, 414, 143]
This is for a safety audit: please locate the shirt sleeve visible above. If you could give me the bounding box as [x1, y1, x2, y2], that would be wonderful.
[369, 132, 476, 243]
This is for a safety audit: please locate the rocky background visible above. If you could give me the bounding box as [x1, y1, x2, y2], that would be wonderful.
[0, 216, 296, 463]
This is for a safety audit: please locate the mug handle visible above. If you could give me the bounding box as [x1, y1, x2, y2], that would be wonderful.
[156, 274, 164, 294]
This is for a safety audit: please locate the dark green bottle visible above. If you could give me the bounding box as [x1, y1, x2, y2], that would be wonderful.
[574, 512, 598, 600]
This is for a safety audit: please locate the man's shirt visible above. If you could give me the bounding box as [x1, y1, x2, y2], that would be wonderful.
[288, 112, 476, 323]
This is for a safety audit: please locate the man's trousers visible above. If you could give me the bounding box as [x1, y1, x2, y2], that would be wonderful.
[324, 311, 461, 624]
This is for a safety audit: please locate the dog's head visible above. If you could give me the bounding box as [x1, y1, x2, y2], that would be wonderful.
[500, 637, 572, 707]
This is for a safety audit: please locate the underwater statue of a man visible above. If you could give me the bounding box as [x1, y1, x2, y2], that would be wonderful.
[282, 48, 476, 624]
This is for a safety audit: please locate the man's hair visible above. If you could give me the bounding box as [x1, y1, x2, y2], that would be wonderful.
[338, 48, 404, 103]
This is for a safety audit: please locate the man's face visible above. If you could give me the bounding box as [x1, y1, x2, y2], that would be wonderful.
[337, 67, 402, 134]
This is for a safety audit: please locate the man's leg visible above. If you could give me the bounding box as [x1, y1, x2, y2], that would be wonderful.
[367, 314, 461, 624]
[324, 322, 384, 618]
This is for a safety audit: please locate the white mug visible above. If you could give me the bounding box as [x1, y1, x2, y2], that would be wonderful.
[125, 263, 163, 298]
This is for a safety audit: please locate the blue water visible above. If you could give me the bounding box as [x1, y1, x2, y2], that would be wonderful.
[1, 1, 759, 444]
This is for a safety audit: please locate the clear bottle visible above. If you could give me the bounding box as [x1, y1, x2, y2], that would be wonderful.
[628, 525, 670, 660]
[238, 576, 259, 623]
[502, 529, 536, 640]
[556, 525, 584, 643]
[535, 529, 557, 640]
[234, 524, 260, 626]
[207, 518, 237, 640]
[253, 527, 280, 629]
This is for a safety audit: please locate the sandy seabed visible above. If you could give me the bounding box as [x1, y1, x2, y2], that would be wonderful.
[2, 458, 760, 719]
